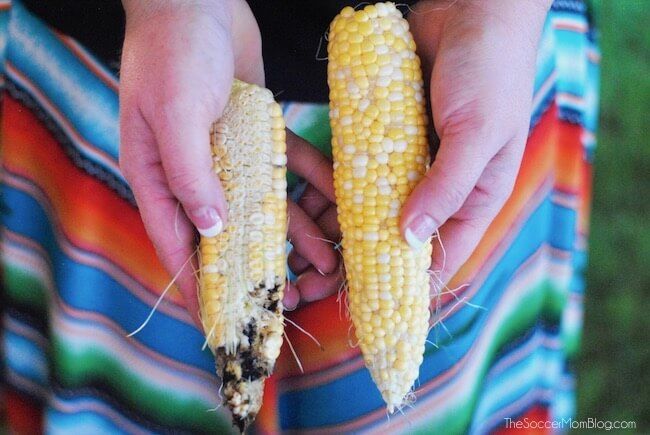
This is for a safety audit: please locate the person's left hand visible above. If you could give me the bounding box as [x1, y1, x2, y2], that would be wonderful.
[399, 0, 551, 283]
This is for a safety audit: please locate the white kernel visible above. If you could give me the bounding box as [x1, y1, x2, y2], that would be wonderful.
[330, 108, 339, 118]
[378, 253, 391, 264]
[382, 138, 394, 153]
[352, 154, 369, 167]
[363, 232, 379, 241]
[376, 176, 389, 186]
[388, 92, 403, 102]
[353, 166, 367, 178]
[272, 154, 287, 166]
[343, 144, 356, 154]
[376, 44, 389, 55]
[379, 65, 393, 76]
[353, 194, 364, 204]
[404, 125, 418, 135]
[249, 231, 263, 242]
[379, 185, 392, 195]
[347, 82, 360, 94]
[343, 180, 353, 190]
[340, 115, 353, 126]
[392, 24, 406, 37]
[249, 212, 265, 225]
[203, 265, 220, 274]
[358, 99, 370, 111]
[376, 153, 389, 165]
[394, 140, 407, 152]
[407, 170, 419, 181]
[391, 54, 402, 66]
[377, 76, 391, 87]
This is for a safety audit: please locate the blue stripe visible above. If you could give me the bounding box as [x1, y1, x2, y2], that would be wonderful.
[7, 2, 120, 174]
[4, 327, 49, 386]
[549, 201, 576, 251]
[46, 406, 135, 435]
[0, 182, 214, 372]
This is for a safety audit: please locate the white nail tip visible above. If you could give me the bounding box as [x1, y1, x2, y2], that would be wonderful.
[405, 228, 424, 252]
[197, 218, 223, 238]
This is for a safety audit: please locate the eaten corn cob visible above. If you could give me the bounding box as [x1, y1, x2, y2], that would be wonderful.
[327, 3, 433, 411]
[199, 79, 287, 432]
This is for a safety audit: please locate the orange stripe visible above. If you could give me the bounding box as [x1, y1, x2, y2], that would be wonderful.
[1, 96, 181, 303]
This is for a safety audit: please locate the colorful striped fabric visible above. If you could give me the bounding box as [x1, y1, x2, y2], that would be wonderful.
[0, 0, 598, 433]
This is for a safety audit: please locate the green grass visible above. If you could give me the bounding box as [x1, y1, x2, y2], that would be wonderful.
[576, 0, 650, 429]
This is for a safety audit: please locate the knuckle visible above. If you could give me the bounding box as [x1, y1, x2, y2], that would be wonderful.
[167, 170, 202, 200]
[429, 175, 468, 213]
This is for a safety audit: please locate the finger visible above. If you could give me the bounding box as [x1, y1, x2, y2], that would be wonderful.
[315, 205, 341, 242]
[142, 45, 233, 237]
[288, 251, 311, 276]
[287, 200, 339, 275]
[431, 141, 523, 284]
[297, 184, 331, 220]
[283, 281, 300, 311]
[295, 267, 344, 304]
[286, 130, 336, 203]
[120, 112, 203, 329]
[400, 127, 500, 251]
[288, 203, 340, 277]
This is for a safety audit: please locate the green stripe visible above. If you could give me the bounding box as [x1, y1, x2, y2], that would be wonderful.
[52, 336, 235, 433]
[2, 263, 48, 312]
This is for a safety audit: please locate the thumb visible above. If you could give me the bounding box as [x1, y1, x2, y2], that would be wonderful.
[152, 88, 232, 237]
[400, 126, 498, 250]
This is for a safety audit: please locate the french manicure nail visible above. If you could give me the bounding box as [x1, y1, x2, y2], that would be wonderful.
[191, 207, 223, 237]
[405, 214, 436, 251]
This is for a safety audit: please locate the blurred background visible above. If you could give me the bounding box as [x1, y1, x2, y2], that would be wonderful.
[576, 0, 649, 428]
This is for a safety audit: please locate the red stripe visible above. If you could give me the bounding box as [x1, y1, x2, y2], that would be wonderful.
[5, 390, 44, 435]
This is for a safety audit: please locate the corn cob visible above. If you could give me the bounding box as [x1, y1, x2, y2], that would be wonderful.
[327, 3, 432, 411]
[199, 79, 287, 432]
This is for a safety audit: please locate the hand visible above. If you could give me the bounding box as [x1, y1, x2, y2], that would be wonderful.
[119, 0, 337, 327]
[400, 0, 552, 283]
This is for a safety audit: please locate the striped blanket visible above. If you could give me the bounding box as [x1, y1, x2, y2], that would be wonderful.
[0, 0, 599, 433]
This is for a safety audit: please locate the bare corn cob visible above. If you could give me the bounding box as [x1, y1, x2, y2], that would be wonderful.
[199, 79, 287, 432]
[327, 3, 432, 411]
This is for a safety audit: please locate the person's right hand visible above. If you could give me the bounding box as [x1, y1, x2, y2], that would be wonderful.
[119, 0, 338, 328]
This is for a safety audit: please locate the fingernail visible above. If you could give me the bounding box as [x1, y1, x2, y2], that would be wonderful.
[191, 207, 223, 237]
[405, 214, 436, 251]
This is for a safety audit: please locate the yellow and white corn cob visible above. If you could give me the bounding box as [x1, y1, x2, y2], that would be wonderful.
[327, 3, 432, 411]
[199, 79, 287, 432]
